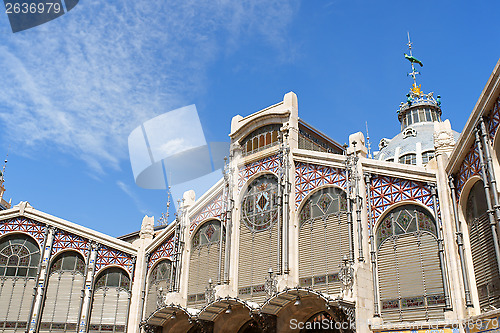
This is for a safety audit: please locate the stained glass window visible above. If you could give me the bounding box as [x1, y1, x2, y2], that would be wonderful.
[241, 124, 281, 156]
[0, 234, 40, 277]
[299, 187, 347, 226]
[50, 252, 85, 275]
[150, 260, 172, 284]
[94, 267, 130, 291]
[242, 174, 279, 232]
[376, 204, 437, 248]
[466, 180, 488, 223]
[192, 220, 221, 248]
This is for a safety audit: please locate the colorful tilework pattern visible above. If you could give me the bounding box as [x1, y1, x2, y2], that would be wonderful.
[0, 217, 45, 247]
[488, 96, 500, 141]
[456, 142, 481, 199]
[51, 229, 90, 258]
[238, 154, 280, 191]
[368, 175, 435, 222]
[190, 190, 225, 234]
[148, 233, 176, 270]
[294, 162, 347, 209]
[95, 245, 134, 275]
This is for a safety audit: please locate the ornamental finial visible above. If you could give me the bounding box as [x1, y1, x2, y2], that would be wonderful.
[404, 32, 423, 91]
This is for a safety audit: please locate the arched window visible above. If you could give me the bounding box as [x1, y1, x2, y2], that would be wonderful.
[188, 220, 224, 307]
[0, 234, 40, 330]
[0, 234, 40, 277]
[40, 251, 86, 332]
[89, 267, 131, 332]
[241, 124, 280, 156]
[466, 180, 500, 310]
[298, 187, 348, 294]
[399, 153, 416, 165]
[239, 174, 280, 300]
[146, 260, 172, 316]
[241, 174, 279, 233]
[376, 204, 444, 322]
[422, 151, 435, 164]
[193, 220, 222, 247]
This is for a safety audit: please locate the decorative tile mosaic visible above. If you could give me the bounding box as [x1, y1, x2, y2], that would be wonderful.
[368, 175, 435, 222]
[488, 96, 500, 141]
[238, 154, 280, 191]
[455, 142, 481, 199]
[0, 217, 45, 247]
[190, 190, 225, 234]
[51, 229, 90, 258]
[148, 233, 176, 270]
[295, 162, 347, 209]
[95, 245, 134, 275]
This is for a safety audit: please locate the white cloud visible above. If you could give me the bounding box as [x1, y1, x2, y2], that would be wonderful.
[116, 180, 149, 215]
[0, 0, 298, 174]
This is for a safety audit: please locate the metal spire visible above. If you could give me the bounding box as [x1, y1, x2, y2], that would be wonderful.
[157, 185, 172, 227]
[406, 32, 420, 87]
[365, 121, 372, 158]
[0, 151, 8, 186]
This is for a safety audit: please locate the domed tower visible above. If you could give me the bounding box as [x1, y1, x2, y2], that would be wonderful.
[376, 35, 458, 166]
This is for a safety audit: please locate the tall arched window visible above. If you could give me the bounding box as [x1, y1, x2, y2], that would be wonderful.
[188, 220, 223, 307]
[0, 234, 40, 331]
[40, 251, 85, 332]
[145, 260, 172, 317]
[89, 267, 131, 333]
[298, 187, 348, 294]
[376, 204, 445, 322]
[466, 180, 500, 310]
[239, 174, 279, 301]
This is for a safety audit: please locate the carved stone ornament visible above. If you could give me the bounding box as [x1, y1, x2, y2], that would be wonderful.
[433, 120, 455, 153]
[140, 215, 155, 239]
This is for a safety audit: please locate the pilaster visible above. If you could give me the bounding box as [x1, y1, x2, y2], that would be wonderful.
[28, 225, 55, 333]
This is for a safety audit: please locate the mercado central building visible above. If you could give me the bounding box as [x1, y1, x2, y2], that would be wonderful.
[1, 55, 500, 333]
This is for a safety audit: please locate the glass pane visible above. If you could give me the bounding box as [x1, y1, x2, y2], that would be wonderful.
[246, 140, 252, 153]
[62, 255, 77, 270]
[272, 131, 278, 143]
[259, 135, 265, 148]
[28, 268, 37, 277]
[6, 267, 16, 276]
[431, 111, 437, 121]
[266, 132, 271, 146]
[24, 239, 39, 253]
[17, 267, 27, 276]
[106, 271, 120, 286]
[412, 110, 419, 123]
[418, 109, 425, 122]
[0, 267, 5, 276]
[253, 137, 258, 151]
[425, 109, 431, 121]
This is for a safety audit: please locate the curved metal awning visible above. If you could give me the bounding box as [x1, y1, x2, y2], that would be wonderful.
[197, 296, 259, 321]
[145, 304, 198, 327]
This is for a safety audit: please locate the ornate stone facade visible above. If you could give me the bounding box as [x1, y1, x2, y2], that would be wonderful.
[1, 60, 500, 333]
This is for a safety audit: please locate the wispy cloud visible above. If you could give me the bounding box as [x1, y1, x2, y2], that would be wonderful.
[0, 0, 298, 174]
[116, 180, 149, 215]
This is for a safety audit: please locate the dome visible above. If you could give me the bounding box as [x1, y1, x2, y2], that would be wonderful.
[376, 122, 460, 166]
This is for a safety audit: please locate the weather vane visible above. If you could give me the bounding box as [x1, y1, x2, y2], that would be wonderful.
[404, 32, 424, 94]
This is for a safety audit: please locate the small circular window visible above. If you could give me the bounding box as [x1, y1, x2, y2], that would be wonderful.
[241, 174, 279, 232]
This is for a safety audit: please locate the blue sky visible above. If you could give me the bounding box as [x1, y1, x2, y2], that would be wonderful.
[0, 0, 498, 237]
